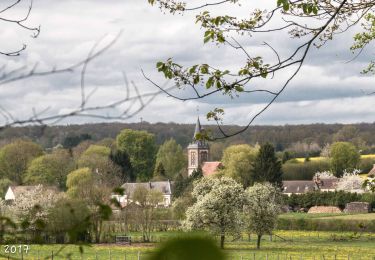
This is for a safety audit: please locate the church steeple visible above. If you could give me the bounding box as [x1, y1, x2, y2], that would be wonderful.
[193, 117, 202, 141]
[187, 116, 209, 176]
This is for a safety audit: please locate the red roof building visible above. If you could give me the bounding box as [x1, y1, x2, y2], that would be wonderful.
[368, 164, 375, 177]
[202, 162, 223, 176]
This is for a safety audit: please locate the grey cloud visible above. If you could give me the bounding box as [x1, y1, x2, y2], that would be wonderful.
[0, 0, 374, 126]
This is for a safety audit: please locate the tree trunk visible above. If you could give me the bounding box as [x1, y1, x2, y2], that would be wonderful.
[257, 234, 262, 249]
[220, 234, 225, 249]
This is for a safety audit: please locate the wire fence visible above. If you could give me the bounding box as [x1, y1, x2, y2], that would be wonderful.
[0, 250, 152, 260]
[1, 251, 375, 260]
[226, 253, 375, 260]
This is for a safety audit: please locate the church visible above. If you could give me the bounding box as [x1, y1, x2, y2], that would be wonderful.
[187, 117, 222, 177]
[114, 118, 222, 207]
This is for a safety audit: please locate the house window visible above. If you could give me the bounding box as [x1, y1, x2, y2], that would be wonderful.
[191, 152, 196, 166]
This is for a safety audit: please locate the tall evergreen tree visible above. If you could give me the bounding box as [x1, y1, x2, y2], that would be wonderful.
[251, 143, 283, 188]
[109, 149, 135, 182]
[153, 162, 167, 181]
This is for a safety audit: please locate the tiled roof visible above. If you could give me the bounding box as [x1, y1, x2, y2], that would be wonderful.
[319, 178, 338, 190]
[368, 164, 375, 177]
[121, 181, 172, 197]
[202, 161, 222, 176]
[282, 180, 316, 193]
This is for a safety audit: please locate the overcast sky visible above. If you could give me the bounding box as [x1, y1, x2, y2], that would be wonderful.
[0, 0, 374, 126]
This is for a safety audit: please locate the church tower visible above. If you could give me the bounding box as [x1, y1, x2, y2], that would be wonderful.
[187, 117, 209, 176]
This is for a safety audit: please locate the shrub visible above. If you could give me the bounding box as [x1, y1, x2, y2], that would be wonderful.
[277, 218, 375, 232]
[283, 191, 375, 210]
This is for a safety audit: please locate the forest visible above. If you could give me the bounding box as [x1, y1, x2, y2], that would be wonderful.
[1, 122, 375, 156]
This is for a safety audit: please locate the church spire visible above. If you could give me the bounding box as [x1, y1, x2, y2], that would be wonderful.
[188, 116, 209, 176]
[193, 117, 202, 140]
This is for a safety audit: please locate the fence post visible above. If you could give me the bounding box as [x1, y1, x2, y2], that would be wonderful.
[266, 253, 268, 260]
[348, 255, 350, 260]
[51, 250, 54, 260]
[96, 252, 98, 260]
[124, 252, 127, 260]
[37, 250, 40, 260]
[109, 250, 112, 260]
[253, 252, 255, 260]
[138, 251, 140, 260]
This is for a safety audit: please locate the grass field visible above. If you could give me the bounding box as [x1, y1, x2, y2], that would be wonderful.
[279, 213, 375, 220]
[294, 154, 375, 163]
[2, 230, 375, 259]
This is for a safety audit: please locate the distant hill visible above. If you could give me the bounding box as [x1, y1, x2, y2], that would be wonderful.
[1, 122, 375, 154]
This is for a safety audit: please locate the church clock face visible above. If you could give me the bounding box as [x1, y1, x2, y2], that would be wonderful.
[191, 151, 196, 166]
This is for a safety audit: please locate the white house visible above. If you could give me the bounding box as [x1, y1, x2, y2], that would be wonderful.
[113, 180, 173, 208]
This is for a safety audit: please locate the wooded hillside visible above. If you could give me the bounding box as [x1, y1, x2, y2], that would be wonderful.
[1, 122, 375, 154]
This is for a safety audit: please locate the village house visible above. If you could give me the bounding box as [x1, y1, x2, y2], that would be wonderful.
[282, 177, 339, 196]
[112, 180, 173, 208]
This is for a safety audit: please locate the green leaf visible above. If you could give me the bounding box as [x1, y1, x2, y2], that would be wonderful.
[189, 65, 198, 74]
[193, 75, 200, 84]
[206, 77, 214, 89]
[234, 85, 244, 92]
[312, 6, 318, 15]
[261, 71, 268, 78]
[156, 61, 164, 69]
[200, 65, 209, 74]
[283, 2, 289, 11]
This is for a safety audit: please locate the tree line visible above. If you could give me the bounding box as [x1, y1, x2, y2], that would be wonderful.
[2, 123, 375, 156]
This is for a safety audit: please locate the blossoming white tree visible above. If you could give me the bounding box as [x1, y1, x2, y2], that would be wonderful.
[243, 182, 281, 249]
[9, 185, 62, 224]
[314, 171, 336, 180]
[336, 169, 363, 192]
[184, 177, 244, 249]
[364, 177, 375, 193]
